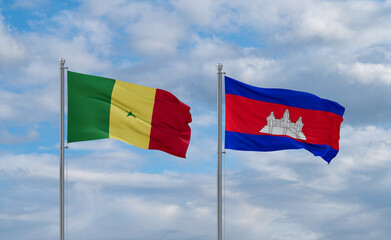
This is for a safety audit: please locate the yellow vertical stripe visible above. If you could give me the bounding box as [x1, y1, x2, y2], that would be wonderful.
[109, 80, 156, 149]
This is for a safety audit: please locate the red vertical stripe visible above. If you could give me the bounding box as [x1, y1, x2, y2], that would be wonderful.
[149, 89, 192, 158]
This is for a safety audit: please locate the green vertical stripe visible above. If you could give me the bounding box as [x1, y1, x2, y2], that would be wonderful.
[67, 71, 115, 143]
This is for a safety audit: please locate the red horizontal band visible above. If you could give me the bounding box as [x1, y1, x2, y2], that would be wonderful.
[226, 94, 343, 150]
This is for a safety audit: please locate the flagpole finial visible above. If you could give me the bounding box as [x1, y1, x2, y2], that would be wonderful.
[217, 63, 223, 72]
[59, 58, 65, 66]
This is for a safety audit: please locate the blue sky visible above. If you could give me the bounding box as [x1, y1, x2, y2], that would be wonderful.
[1, 0, 391, 239]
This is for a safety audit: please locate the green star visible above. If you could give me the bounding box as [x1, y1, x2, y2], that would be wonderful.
[127, 110, 136, 118]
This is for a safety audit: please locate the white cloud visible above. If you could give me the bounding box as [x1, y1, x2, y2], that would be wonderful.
[184, 0, 389, 50]
[0, 209, 56, 223]
[173, 0, 216, 26]
[293, 2, 354, 42]
[0, 150, 199, 189]
[225, 201, 324, 240]
[25, 34, 110, 78]
[64, 184, 216, 240]
[10, 0, 50, 9]
[72, 0, 189, 56]
[172, 0, 240, 30]
[0, 15, 25, 64]
[68, 169, 187, 189]
[3, 124, 391, 239]
[67, 139, 123, 151]
[52, 10, 113, 56]
[339, 125, 391, 168]
[0, 87, 57, 124]
[223, 55, 281, 86]
[339, 62, 391, 85]
[2, 1, 391, 239]
[191, 111, 216, 127]
[0, 129, 39, 144]
[228, 125, 391, 192]
[127, 14, 187, 56]
[0, 153, 58, 179]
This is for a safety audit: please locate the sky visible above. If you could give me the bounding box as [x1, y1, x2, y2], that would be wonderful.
[1, 0, 391, 239]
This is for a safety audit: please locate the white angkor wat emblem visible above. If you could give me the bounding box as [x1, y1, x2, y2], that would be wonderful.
[259, 109, 306, 140]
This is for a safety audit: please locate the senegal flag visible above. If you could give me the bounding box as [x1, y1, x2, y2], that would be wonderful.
[67, 71, 192, 158]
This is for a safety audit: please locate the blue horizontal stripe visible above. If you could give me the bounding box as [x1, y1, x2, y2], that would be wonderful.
[225, 131, 339, 163]
[225, 76, 345, 117]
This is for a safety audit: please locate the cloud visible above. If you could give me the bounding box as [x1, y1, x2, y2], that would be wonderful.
[2, 1, 391, 239]
[190, 111, 216, 127]
[0, 129, 39, 144]
[220, 125, 391, 239]
[2, 124, 391, 239]
[339, 125, 391, 168]
[0, 15, 25, 64]
[0, 87, 57, 125]
[51, 10, 114, 57]
[23, 34, 111, 82]
[339, 62, 391, 85]
[222, 54, 281, 86]
[272, 0, 354, 43]
[1, 0, 389, 129]
[232, 125, 391, 190]
[0, 147, 203, 189]
[0, 150, 217, 240]
[126, 10, 187, 56]
[225, 201, 324, 240]
[69, 0, 189, 56]
[9, 0, 51, 9]
[0, 153, 58, 179]
[64, 183, 216, 240]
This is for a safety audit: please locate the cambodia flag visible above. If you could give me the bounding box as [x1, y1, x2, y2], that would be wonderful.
[225, 76, 345, 163]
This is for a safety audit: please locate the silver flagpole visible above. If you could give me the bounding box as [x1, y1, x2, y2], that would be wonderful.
[59, 58, 66, 240]
[217, 63, 223, 240]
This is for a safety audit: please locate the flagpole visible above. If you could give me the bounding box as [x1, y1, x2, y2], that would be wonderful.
[217, 63, 223, 240]
[59, 58, 66, 240]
